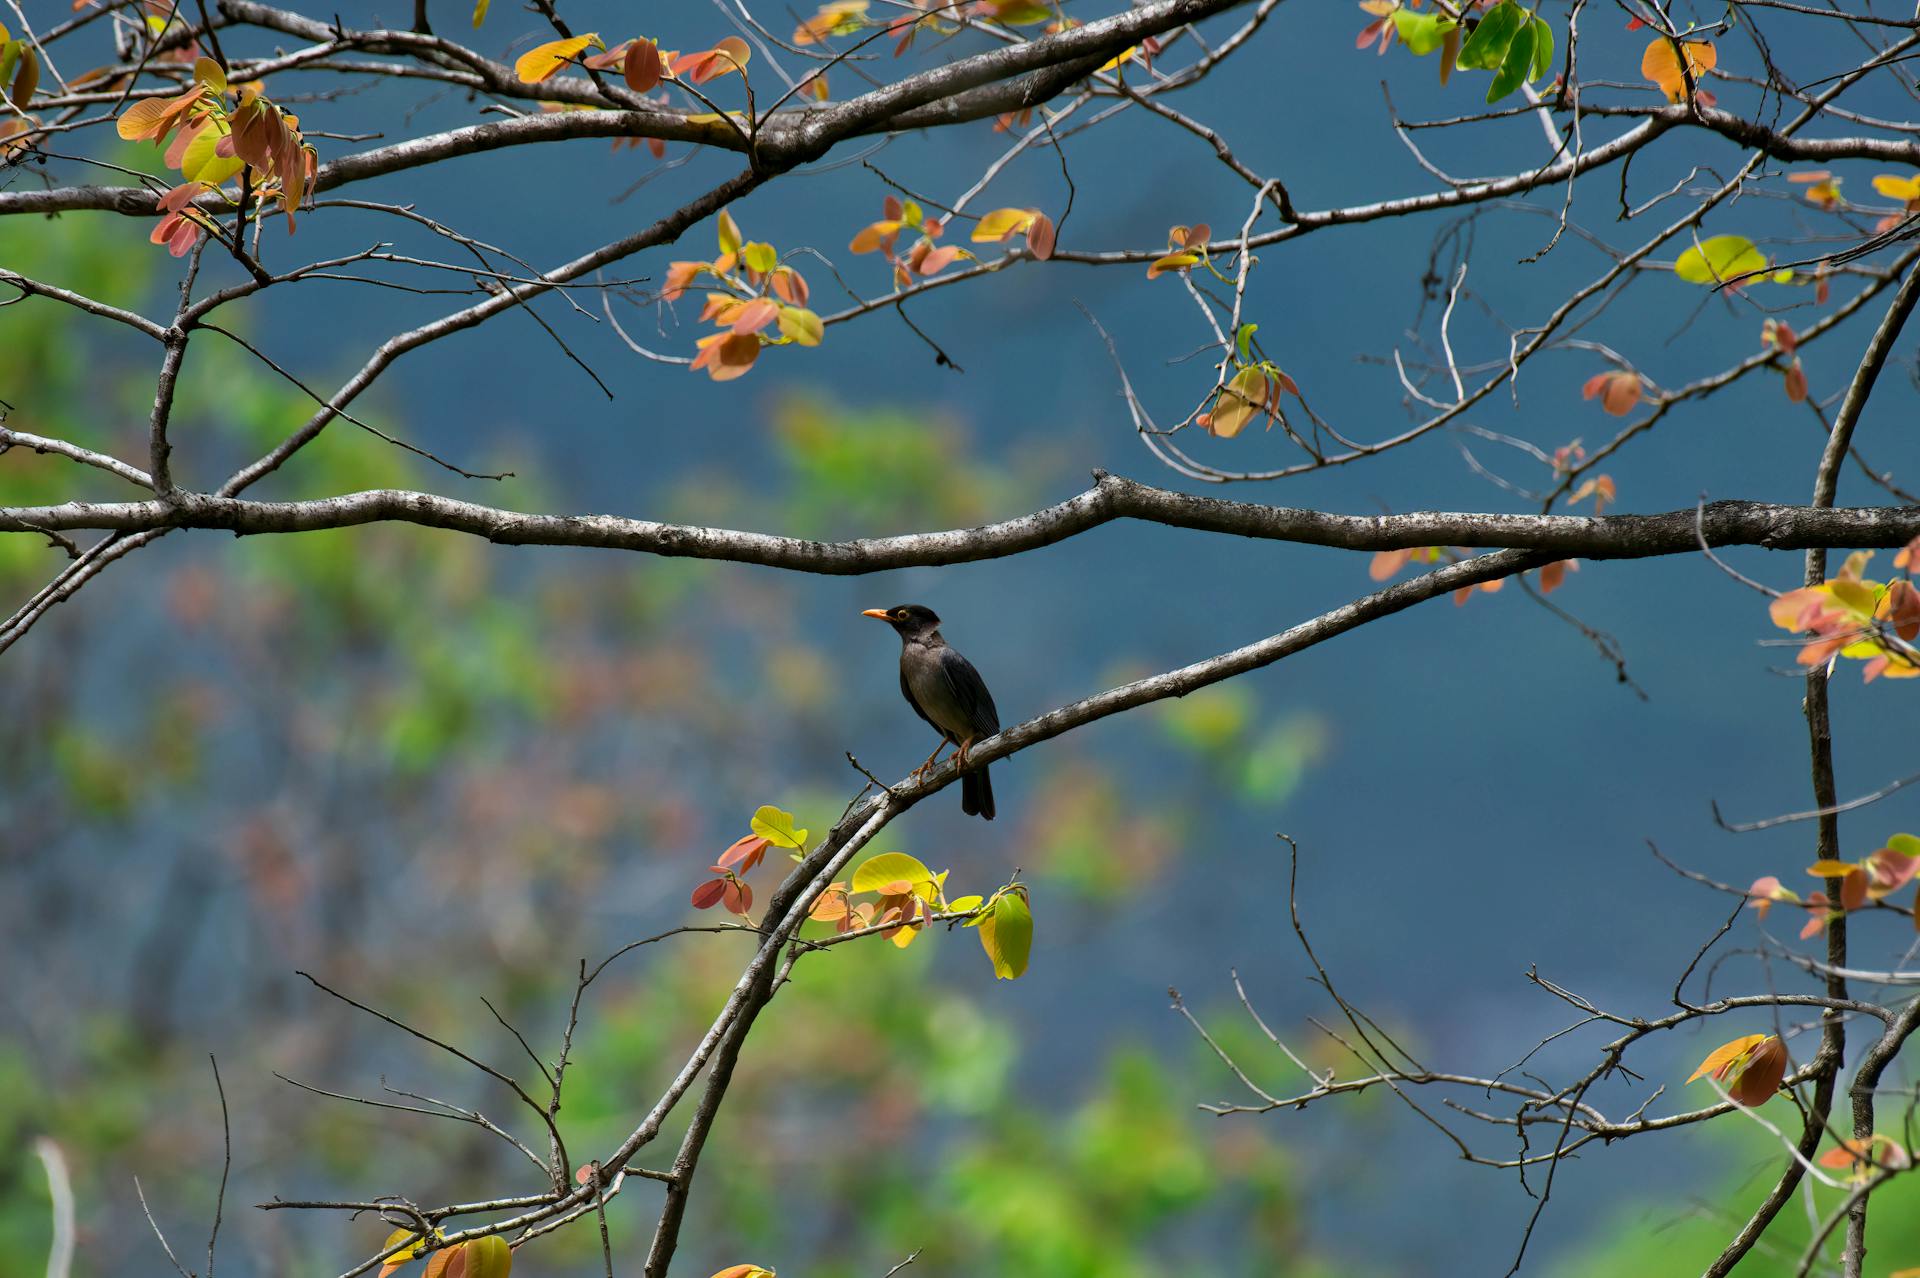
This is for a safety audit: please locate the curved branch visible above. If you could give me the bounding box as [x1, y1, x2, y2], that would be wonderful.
[4, 476, 1919, 571]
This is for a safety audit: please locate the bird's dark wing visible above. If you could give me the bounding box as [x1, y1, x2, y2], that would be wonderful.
[936, 646, 1000, 739]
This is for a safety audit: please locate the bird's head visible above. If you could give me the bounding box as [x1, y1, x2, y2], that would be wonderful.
[861, 603, 942, 640]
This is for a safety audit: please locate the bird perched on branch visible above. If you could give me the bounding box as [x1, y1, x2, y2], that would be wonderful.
[862, 603, 1000, 820]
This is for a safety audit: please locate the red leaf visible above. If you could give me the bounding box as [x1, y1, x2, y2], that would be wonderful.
[717, 834, 771, 872]
[1801, 891, 1831, 939]
[916, 244, 961, 275]
[624, 38, 662, 91]
[1025, 211, 1055, 260]
[690, 878, 727, 909]
[1728, 1034, 1788, 1106]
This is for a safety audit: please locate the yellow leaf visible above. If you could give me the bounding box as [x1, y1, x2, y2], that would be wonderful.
[1806, 859, 1857, 877]
[748, 804, 807, 849]
[472, 0, 489, 26]
[1207, 366, 1271, 439]
[1874, 173, 1920, 202]
[971, 207, 1036, 243]
[378, 1228, 437, 1277]
[1146, 251, 1199, 280]
[514, 34, 601, 83]
[191, 56, 225, 93]
[852, 851, 936, 898]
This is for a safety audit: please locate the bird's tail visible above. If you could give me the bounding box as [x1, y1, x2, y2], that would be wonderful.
[962, 763, 995, 821]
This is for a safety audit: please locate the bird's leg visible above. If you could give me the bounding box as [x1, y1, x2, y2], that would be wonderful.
[912, 739, 951, 779]
[955, 736, 974, 771]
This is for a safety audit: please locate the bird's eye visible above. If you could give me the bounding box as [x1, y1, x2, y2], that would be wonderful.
[893, 610, 906, 619]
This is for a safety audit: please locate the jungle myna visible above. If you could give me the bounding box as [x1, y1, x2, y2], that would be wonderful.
[862, 603, 1000, 820]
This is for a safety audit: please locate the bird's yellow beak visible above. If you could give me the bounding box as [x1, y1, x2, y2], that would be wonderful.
[860, 608, 892, 620]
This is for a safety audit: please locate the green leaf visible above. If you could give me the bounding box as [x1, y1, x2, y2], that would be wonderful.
[851, 850, 935, 896]
[902, 200, 923, 228]
[471, 0, 489, 26]
[1673, 234, 1769, 285]
[947, 893, 983, 913]
[988, 1, 1052, 24]
[1234, 322, 1258, 362]
[1456, 1, 1523, 70]
[1487, 20, 1534, 102]
[1888, 833, 1920, 859]
[1389, 9, 1457, 57]
[1528, 16, 1555, 82]
[776, 305, 823, 347]
[182, 120, 243, 185]
[749, 804, 808, 850]
[741, 241, 778, 275]
[977, 889, 1032, 979]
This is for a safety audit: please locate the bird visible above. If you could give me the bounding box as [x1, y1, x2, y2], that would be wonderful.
[862, 603, 1000, 820]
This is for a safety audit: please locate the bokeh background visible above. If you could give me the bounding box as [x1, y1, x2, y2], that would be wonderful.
[8, 1, 1920, 1274]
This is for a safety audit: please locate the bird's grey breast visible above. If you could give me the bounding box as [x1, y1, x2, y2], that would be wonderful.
[901, 640, 998, 740]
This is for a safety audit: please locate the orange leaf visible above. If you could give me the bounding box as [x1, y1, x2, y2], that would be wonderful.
[1580, 369, 1644, 416]
[1370, 548, 1412, 581]
[1688, 1033, 1786, 1106]
[690, 330, 760, 381]
[848, 220, 900, 255]
[1688, 1033, 1769, 1084]
[1842, 865, 1870, 912]
[729, 297, 779, 335]
[673, 37, 750, 84]
[1642, 36, 1716, 102]
[1538, 559, 1577, 594]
